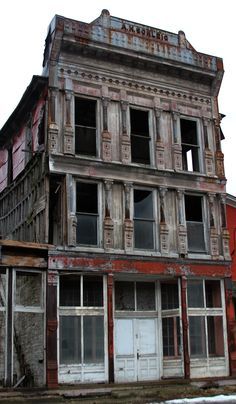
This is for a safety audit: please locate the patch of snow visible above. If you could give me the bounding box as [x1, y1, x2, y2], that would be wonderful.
[153, 394, 236, 403]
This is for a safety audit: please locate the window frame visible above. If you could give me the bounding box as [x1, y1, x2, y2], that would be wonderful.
[184, 193, 208, 254]
[129, 106, 154, 166]
[180, 116, 203, 173]
[187, 278, 227, 360]
[75, 180, 102, 248]
[74, 96, 100, 158]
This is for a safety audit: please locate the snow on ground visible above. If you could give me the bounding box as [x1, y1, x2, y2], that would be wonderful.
[156, 395, 236, 403]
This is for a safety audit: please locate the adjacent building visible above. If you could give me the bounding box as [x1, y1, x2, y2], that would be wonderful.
[0, 10, 234, 387]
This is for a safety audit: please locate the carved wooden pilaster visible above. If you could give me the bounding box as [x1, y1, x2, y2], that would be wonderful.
[104, 180, 114, 249]
[68, 214, 77, 246]
[208, 193, 219, 258]
[203, 119, 214, 176]
[101, 97, 112, 161]
[220, 194, 231, 259]
[172, 112, 182, 171]
[63, 91, 74, 155]
[155, 108, 165, 170]
[177, 190, 187, 255]
[120, 101, 131, 164]
[124, 182, 133, 251]
[159, 187, 169, 255]
[214, 119, 225, 179]
[48, 87, 59, 153]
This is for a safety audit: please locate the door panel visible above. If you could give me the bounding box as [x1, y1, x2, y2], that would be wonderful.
[115, 318, 159, 382]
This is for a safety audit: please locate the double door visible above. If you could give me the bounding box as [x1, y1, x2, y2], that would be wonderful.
[115, 317, 160, 382]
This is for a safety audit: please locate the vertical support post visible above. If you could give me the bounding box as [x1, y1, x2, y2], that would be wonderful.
[181, 276, 190, 379]
[124, 182, 133, 251]
[120, 101, 130, 164]
[6, 268, 13, 387]
[63, 90, 74, 155]
[208, 193, 219, 258]
[104, 180, 114, 250]
[101, 97, 112, 161]
[214, 118, 225, 179]
[107, 273, 114, 383]
[46, 270, 58, 388]
[203, 118, 214, 176]
[177, 190, 187, 256]
[172, 112, 182, 171]
[159, 187, 169, 255]
[220, 194, 231, 260]
[155, 108, 165, 170]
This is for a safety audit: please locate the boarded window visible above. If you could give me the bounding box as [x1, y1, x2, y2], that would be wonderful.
[130, 109, 150, 164]
[185, 194, 205, 252]
[75, 98, 97, 156]
[181, 119, 199, 172]
[15, 272, 42, 307]
[76, 182, 98, 246]
[134, 189, 154, 250]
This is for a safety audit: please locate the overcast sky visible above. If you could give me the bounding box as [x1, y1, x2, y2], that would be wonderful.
[1, 0, 235, 195]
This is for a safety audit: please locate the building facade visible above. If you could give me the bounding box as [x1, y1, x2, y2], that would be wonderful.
[0, 10, 234, 387]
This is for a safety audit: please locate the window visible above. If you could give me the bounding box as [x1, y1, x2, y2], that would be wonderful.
[187, 279, 225, 358]
[59, 275, 105, 367]
[75, 98, 97, 156]
[130, 108, 150, 164]
[133, 189, 154, 250]
[161, 282, 181, 358]
[115, 281, 156, 311]
[185, 194, 206, 253]
[76, 182, 98, 246]
[181, 118, 200, 172]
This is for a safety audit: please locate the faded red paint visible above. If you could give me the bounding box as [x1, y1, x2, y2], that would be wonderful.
[107, 274, 114, 382]
[48, 255, 231, 277]
[227, 203, 236, 281]
[181, 277, 190, 378]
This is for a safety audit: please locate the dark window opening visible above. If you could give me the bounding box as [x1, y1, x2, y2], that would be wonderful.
[187, 280, 204, 308]
[185, 194, 205, 252]
[136, 282, 156, 310]
[7, 147, 13, 185]
[115, 281, 156, 311]
[162, 317, 180, 357]
[83, 276, 103, 307]
[134, 190, 154, 250]
[130, 108, 150, 164]
[207, 316, 224, 356]
[161, 282, 179, 310]
[60, 275, 81, 306]
[76, 182, 98, 246]
[181, 119, 199, 172]
[115, 282, 135, 311]
[75, 98, 97, 156]
[205, 280, 222, 308]
[49, 175, 63, 245]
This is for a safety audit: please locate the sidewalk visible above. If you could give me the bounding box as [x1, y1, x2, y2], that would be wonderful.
[0, 378, 236, 403]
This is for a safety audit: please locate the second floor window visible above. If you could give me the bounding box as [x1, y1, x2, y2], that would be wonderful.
[133, 189, 154, 250]
[130, 108, 150, 165]
[185, 194, 206, 253]
[181, 118, 200, 172]
[76, 182, 98, 246]
[75, 98, 97, 156]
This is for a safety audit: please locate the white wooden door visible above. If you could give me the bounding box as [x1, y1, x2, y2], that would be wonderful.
[115, 318, 159, 382]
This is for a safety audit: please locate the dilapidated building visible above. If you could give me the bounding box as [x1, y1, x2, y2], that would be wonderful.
[0, 10, 235, 388]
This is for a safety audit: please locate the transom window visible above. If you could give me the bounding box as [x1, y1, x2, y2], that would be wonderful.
[115, 281, 156, 311]
[130, 108, 150, 164]
[181, 118, 200, 172]
[75, 98, 97, 156]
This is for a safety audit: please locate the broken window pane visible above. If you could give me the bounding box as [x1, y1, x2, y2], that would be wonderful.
[83, 276, 103, 307]
[130, 108, 150, 164]
[14, 312, 44, 386]
[75, 98, 96, 156]
[207, 316, 224, 356]
[76, 182, 98, 245]
[187, 280, 204, 308]
[15, 272, 42, 307]
[185, 195, 205, 252]
[205, 280, 222, 308]
[162, 317, 180, 357]
[134, 190, 154, 249]
[60, 316, 81, 364]
[161, 282, 179, 310]
[136, 282, 156, 310]
[115, 282, 135, 310]
[60, 275, 81, 306]
[189, 316, 206, 357]
[181, 119, 199, 172]
[84, 316, 104, 364]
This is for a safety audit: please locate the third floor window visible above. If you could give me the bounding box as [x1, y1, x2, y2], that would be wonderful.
[75, 98, 97, 156]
